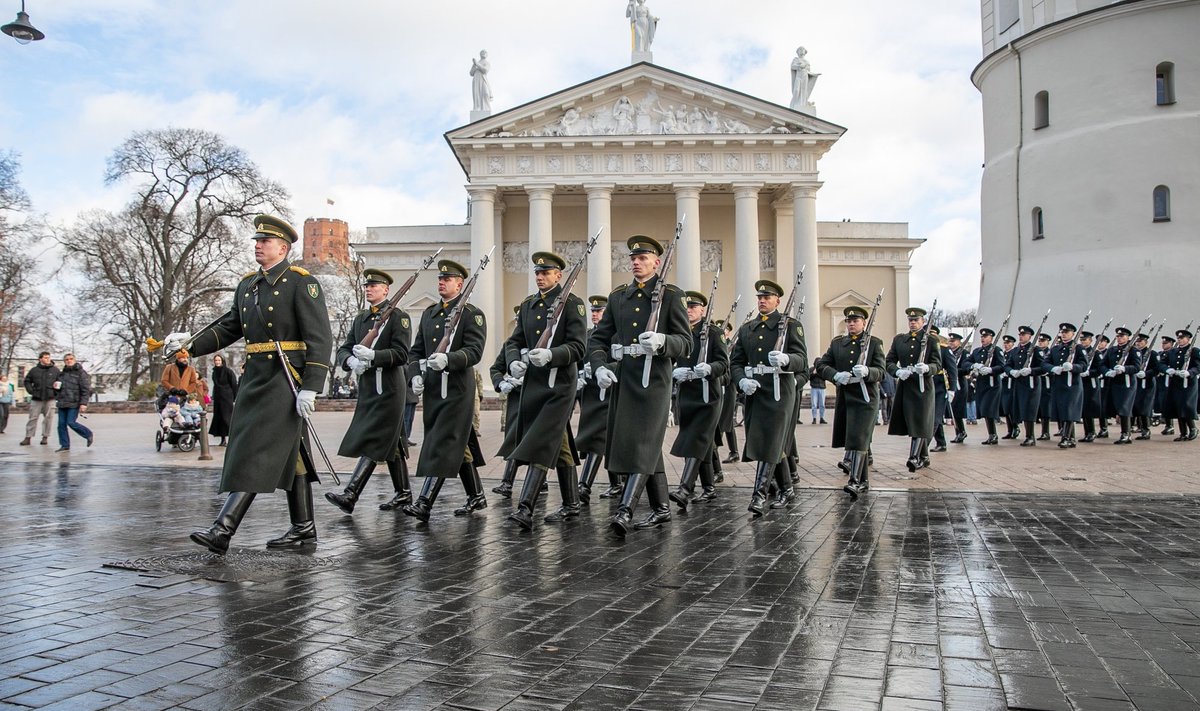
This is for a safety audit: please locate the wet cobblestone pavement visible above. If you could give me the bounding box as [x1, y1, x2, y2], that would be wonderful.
[3, 461, 1200, 710]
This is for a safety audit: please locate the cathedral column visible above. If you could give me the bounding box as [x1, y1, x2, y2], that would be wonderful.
[493, 197, 506, 321]
[525, 185, 555, 292]
[792, 181, 822, 348]
[585, 183, 614, 298]
[772, 196, 795, 297]
[894, 264, 911, 333]
[733, 182, 764, 314]
[673, 182, 704, 292]
[468, 184, 499, 380]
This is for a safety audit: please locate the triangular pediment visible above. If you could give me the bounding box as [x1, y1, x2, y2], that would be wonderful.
[446, 63, 846, 142]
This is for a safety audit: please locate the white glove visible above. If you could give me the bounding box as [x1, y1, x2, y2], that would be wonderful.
[739, 378, 760, 395]
[595, 366, 618, 389]
[347, 356, 369, 377]
[1019, 367, 1032, 377]
[577, 375, 587, 390]
[896, 368, 912, 381]
[164, 331, 191, 352]
[411, 376, 425, 396]
[582, 362, 593, 378]
[947, 391, 956, 403]
[427, 353, 449, 372]
[1180, 371, 1190, 380]
[833, 372, 851, 385]
[1051, 365, 1063, 375]
[1135, 370, 1146, 379]
[296, 390, 317, 418]
[672, 367, 692, 382]
[509, 359, 528, 378]
[1105, 369, 1116, 378]
[693, 362, 712, 379]
[527, 348, 553, 367]
[852, 364, 869, 378]
[768, 350, 790, 368]
[1167, 368, 1177, 376]
[638, 331, 667, 354]
[498, 379, 515, 394]
[1113, 365, 1125, 375]
[352, 344, 375, 363]
[914, 363, 930, 375]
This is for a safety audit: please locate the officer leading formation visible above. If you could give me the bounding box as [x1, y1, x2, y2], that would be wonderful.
[152, 216, 1200, 554]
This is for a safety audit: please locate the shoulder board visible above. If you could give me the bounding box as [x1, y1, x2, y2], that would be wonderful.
[610, 285, 624, 295]
[521, 294, 537, 305]
[241, 271, 257, 280]
[288, 265, 311, 277]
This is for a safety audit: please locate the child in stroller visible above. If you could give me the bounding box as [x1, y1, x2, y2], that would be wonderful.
[156, 387, 200, 452]
[180, 393, 203, 427]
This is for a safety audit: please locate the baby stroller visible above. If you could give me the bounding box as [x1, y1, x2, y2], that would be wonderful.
[155, 387, 200, 452]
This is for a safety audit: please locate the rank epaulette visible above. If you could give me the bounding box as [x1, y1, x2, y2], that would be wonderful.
[288, 265, 311, 277]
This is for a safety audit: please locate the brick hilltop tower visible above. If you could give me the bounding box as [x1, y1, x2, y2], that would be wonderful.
[301, 217, 350, 271]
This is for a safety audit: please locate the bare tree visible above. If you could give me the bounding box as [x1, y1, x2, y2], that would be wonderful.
[939, 307, 978, 328]
[56, 128, 289, 387]
[0, 151, 52, 374]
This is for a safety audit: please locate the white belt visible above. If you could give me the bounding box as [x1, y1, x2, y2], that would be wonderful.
[748, 365, 784, 376]
[611, 344, 648, 359]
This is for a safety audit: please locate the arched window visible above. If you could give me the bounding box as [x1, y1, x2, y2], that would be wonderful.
[1153, 186, 1171, 222]
[1032, 207, 1045, 240]
[1033, 91, 1049, 129]
[1156, 62, 1175, 105]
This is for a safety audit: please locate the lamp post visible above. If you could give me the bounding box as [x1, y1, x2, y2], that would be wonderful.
[2, 1, 44, 44]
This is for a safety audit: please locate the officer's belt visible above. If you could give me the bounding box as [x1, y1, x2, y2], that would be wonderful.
[245, 340, 307, 354]
[747, 364, 786, 376]
[611, 344, 649, 359]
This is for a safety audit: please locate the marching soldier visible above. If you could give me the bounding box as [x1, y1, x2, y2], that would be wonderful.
[667, 291, 729, 510]
[1079, 331, 1102, 442]
[1158, 333, 1176, 436]
[928, 325, 958, 452]
[402, 259, 489, 521]
[717, 320, 741, 464]
[324, 269, 413, 513]
[1159, 328, 1199, 441]
[814, 306, 885, 498]
[1000, 334, 1019, 438]
[886, 307, 942, 470]
[730, 279, 808, 515]
[180, 215, 333, 553]
[947, 332, 970, 443]
[1036, 333, 1054, 440]
[576, 296, 620, 503]
[1101, 326, 1142, 445]
[1042, 322, 1086, 448]
[969, 327, 1005, 445]
[1092, 334, 1113, 438]
[1132, 333, 1158, 440]
[488, 318, 523, 498]
[586, 236, 692, 535]
[1005, 325, 1044, 446]
[503, 252, 588, 530]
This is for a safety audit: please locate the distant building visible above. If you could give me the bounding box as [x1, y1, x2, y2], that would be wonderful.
[301, 217, 351, 271]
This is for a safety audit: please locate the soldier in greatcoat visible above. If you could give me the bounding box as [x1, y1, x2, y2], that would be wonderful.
[968, 327, 1005, 445]
[502, 252, 588, 530]
[1157, 333, 1177, 436]
[1041, 322, 1086, 448]
[886, 307, 943, 470]
[586, 236, 692, 536]
[575, 296, 621, 503]
[1003, 325, 1045, 446]
[948, 332, 971, 443]
[928, 325, 959, 453]
[1078, 331, 1103, 442]
[729, 279, 808, 515]
[1131, 333, 1158, 440]
[324, 268, 413, 513]
[667, 291, 729, 510]
[999, 335, 1019, 438]
[180, 215, 333, 553]
[1036, 333, 1054, 440]
[1159, 328, 1199, 441]
[490, 307, 524, 498]
[814, 306, 886, 498]
[1101, 326, 1142, 445]
[402, 259, 488, 521]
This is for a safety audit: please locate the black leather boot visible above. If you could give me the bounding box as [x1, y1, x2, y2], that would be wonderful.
[857, 450, 871, 494]
[610, 472, 648, 537]
[325, 458, 376, 514]
[267, 477, 317, 549]
[669, 458, 699, 511]
[695, 457, 717, 502]
[1187, 421, 1198, 441]
[635, 472, 672, 529]
[842, 451, 861, 498]
[1097, 420, 1110, 438]
[492, 459, 518, 497]
[545, 465, 581, 523]
[837, 450, 852, 473]
[508, 465, 548, 530]
[402, 477, 444, 522]
[1162, 418, 1175, 436]
[1038, 418, 1051, 440]
[982, 419, 998, 445]
[770, 461, 796, 509]
[1081, 418, 1095, 443]
[1115, 416, 1133, 444]
[454, 460, 488, 516]
[1020, 422, 1036, 447]
[599, 471, 623, 498]
[748, 461, 773, 516]
[190, 492, 256, 554]
[1135, 416, 1151, 440]
[906, 438, 924, 471]
[379, 457, 412, 510]
[577, 453, 601, 506]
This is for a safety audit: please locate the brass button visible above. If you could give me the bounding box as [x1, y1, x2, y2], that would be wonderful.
[268, 323, 273, 328]
[268, 306, 274, 312]
[274, 291, 280, 296]
[243, 323, 248, 329]
[634, 308, 640, 312]
[536, 315, 542, 320]
[536, 329, 541, 335]
[633, 322, 639, 328]
[282, 278, 288, 282]
[267, 354, 274, 360]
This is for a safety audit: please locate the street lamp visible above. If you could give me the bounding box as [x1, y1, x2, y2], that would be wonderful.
[2, 1, 44, 44]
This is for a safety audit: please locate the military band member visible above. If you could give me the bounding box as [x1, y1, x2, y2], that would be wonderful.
[325, 268, 413, 513]
[667, 291, 729, 510]
[1132, 333, 1158, 440]
[503, 252, 587, 530]
[1158, 333, 1176, 436]
[1042, 322, 1086, 448]
[928, 325, 959, 452]
[1000, 334, 1019, 438]
[1101, 326, 1142, 445]
[183, 215, 333, 553]
[576, 296, 620, 503]
[815, 306, 885, 498]
[730, 279, 808, 515]
[948, 332, 970, 443]
[587, 236, 692, 536]
[968, 327, 1005, 444]
[402, 259, 488, 521]
[886, 307, 942, 471]
[1036, 333, 1054, 440]
[1004, 325, 1044, 446]
[1159, 328, 1200, 441]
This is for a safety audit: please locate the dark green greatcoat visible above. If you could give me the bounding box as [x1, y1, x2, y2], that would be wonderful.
[490, 349, 523, 456]
[729, 312, 808, 464]
[586, 274, 692, 475]
[670, 322, 729, 459]
[574, 329, 612, 456]
[885, 330, 943, 438]
[408, 293, 486, 478]
[189, 258, 332, 494]
[335, 305, 411, 462]
[503, 284, 587, 469]
[815, 333, 886, 450]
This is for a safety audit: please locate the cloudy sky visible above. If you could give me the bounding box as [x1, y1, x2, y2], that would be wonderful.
[0, 0, 985, 310]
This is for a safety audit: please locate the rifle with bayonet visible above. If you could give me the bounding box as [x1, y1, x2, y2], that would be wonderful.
[1112, 314, 1153, 389]
[768, 268, 804, 402]
[428, 246, 495, 398]
[852, 288, 886, 400]
[1136, 319, 1167, 388]
[1083, 317, 1114, 387]
[1060, 310, 1091, 387]
[359, 248, 443, 348]
[640, 216, 683, 388]
[535, 227, 604, 388]
[1021, 309, 1052, 389]
[915, 298, 938, 393]
[694, 269, 722, 403]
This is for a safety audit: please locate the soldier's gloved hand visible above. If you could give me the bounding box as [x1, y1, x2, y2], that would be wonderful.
[638, 331, 666, 354]
[1179, 371, 1190, 380]
[164, 331, 191, 352]
[739, 378, 760, 395]
[768, 350, 790, 368]
[411, 376, 425, 396]
[1019, 367, 1032, 377]
[582, 362, 593, 378]
[352, 344, 375, 363]
[1167, 367, 1177, 376]
[1104, 369, 1116, 378]
[947, 391, 956, 403]
[914, 362, 930, 375]
[527, 348, 553, 367]
[427, 353, 449, 372]
[834, 372, 851, 385]
[852, 364, 869, 378]
[896, 368, 912, 381]
[497, 378, 515, 394]
[595, 366, 618, 389]
[1113, 364, 1125, 375]
[345, 355, 361, 372]
[693, 362, 712, 379]
[346, 356, 369, 377]
[1136, 370, 1146, 379]
[509, 359, 528, 378]
[672, 367, 692, 381]
[296, 390, 317, 418]
[577, 375, 587, 390]
[1051, 365, 1063, 375]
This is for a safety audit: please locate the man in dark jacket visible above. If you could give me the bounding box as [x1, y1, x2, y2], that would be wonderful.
[53, 353, 93, 452]
[21, 351, 59, 446]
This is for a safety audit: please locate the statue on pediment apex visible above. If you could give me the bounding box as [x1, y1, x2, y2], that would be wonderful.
[626, 0, 658, 53]
[790, 46, 820, 112]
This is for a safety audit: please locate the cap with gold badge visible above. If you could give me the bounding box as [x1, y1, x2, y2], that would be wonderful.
[904, 307, 927, 319]
[685, 291, 708, 307]
[252, 215, 298, 244]
[626, 235, 664, 256]
[843, 306, 868, 320]
[362, 268, 394, 286]
[588, 295, 608, 311]
[754, 280, 784, 297]
[531, 251, 566, 271]
[437, 260, 469, 279]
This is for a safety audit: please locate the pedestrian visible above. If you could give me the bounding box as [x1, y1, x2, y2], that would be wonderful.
[886, 307, 942, 471]
[160, 349, 203, 397]
[809, 367, 827, 424]
[176, 214, 333, 554]
[0, 373, 13, 434]
[53, 353, 94, 452]
[208, 354, 238, 446]
[21, 352, 59, 446]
